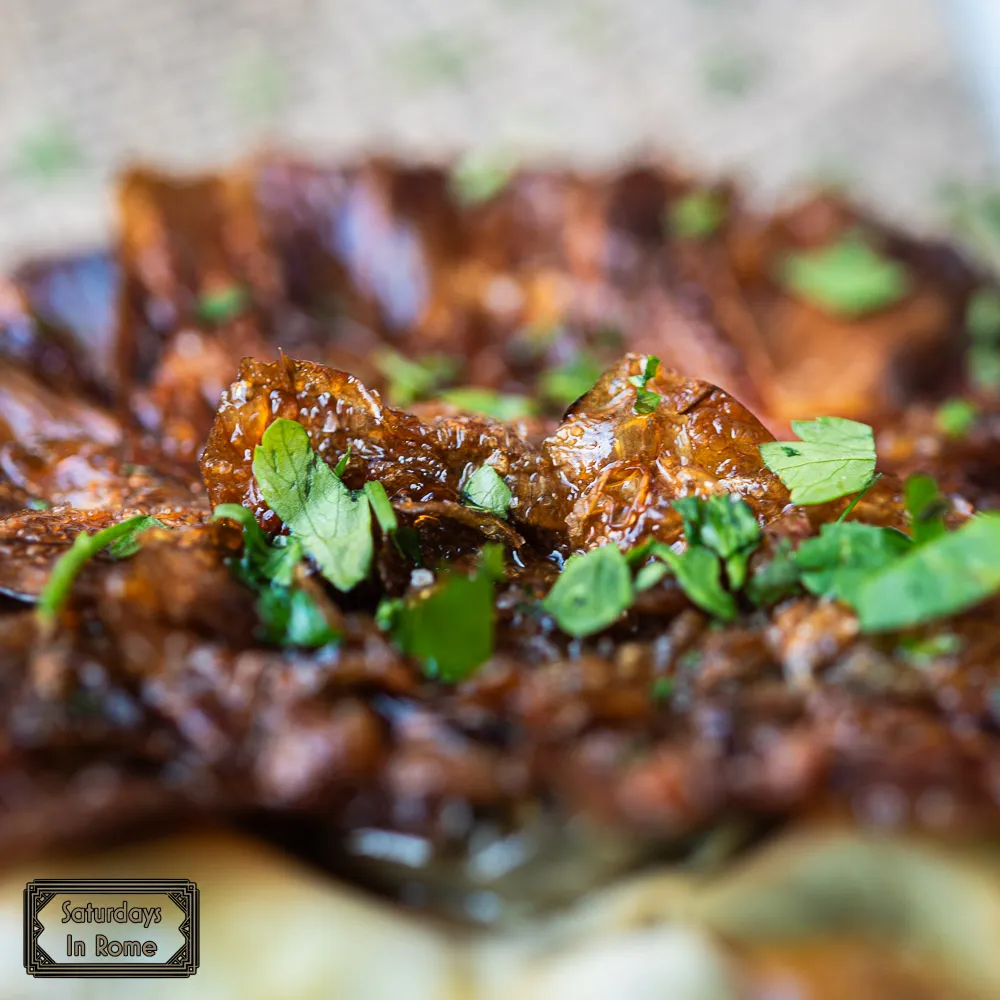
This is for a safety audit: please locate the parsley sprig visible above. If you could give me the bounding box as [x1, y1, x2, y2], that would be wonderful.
[377, 545, 504, 681]
[629, 355, 662, 415]
[36, 515, 166, 625]
[213, 505, 338, 648]
[759, 416, 876, 505]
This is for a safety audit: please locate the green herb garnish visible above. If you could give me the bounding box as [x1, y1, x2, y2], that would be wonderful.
[198, 284, 250, 324]
[253, 418, 372, 592]
[855, 514, 1000, 632]
[363, 480, 399, 535]
[26, 498, 50, 511]
[759, 417, 876, 505]
[36, 515, 166, 625]
[793, 522, 911, 608]
[439, 387, 538, 421]
[672, 494, 761, 589]
[629, 355, 661, 415]
[213, 504, 338, 648]
[746, 539, 801, 607]
[461, 465, 512, 519]
[451, 152, 512, 205]
[935, 398, 979, 439]
[905, 474, 947, 546]
[967, 288, 1000, 342]
[668, 190, 727, 240]
[897, 632, 963, 666]
[539, 354, 603, 408]
[374, 349, 459, 406]
[380, 545, 503, 681]
[542, 545, 634, 637]
[777, 233, 911, 318]
[654, 544, 738, 622]
[651, 677, 674, 702]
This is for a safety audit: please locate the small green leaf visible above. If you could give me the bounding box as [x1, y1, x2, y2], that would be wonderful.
[657, 545, 738, 622]
[777, 233, 911, 319]
[904, 474, 947, 546]
[253, 418, 373, 592]
[26, 498, 50, 511]
[451, 151, 512, 205]
[439, 387, 538, 421]
[539, 354, 603, 408]
[759, 416, 876, 505]
[333, 447, 351, 479]
[387, 545, 502, 682]
[667, 190, 727, 240]
[214, 504, 337, 647]
[967, 288, 1000, 343]
[364, 480, 399, 535]
[461, 465, 512, 519]
[198, 284, 249, 324]
[36, 514, 166, 625]
[968, 344, 1000, 391]
[672, 494, 761, 589]
[793, 522, 911, 608]
[107, 516, 167, 558]
[856, 514, 1000, 632]
[897, 632, 963, 667]
[374, 349, 459, 406]
[257, 586, 339, 647]
[746, 539, 802, 607]
[13, 121, 83, 181]
[935, 398, 979, 439]
[651, 677, 674, 702]
[543, 545, 634, 637]
[629, 355, 661, 415]
[635, 560, 670, 591]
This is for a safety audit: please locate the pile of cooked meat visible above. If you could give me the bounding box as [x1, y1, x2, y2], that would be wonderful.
[2, 156, 1000, 920]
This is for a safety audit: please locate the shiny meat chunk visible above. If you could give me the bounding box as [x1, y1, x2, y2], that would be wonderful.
[542, 354, 788, 547]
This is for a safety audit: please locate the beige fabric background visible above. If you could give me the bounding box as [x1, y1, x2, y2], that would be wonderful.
[0, 0, 993, 266]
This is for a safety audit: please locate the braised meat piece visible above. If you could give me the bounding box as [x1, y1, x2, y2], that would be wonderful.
[0, 156, 998, 923]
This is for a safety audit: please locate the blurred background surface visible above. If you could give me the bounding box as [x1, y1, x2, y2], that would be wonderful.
[0, 0, 995, 265]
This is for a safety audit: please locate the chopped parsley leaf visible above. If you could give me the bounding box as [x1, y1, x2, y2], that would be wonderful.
[629, 355, 661, 415]
[363, 480, 399, 535]
[37, 514, 167, 625]
[651, 677, 674, 702]
[759, 416, 876, 505]
[198, 284, 249, 324]
[380, 545, 503, 681]
[213, 504, 338, 648]
[777, 233, 911, 319]
[793, 522, 911, 609]
[539, 354, 603, 408]
[967, 288, 1000, 343]
[897, 632, 963, 667]
[655, 544, 738, 622]
[856, 514, 1000, 632]
[253, 418, 372, 592]
[26, 497, 50, 511]
[461, 465, 512, 519]
[904, 474, 947, 546]
[667, 190, 727, 240]
[746, 539, 801, 607]
[543, 544, 634, 637]
[374, 349, 458, 406]
[672, 494, 761, 589]
[450, 151, 512, 205]
[935, 398, 979, 439]
[440, 387, 538, 421]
